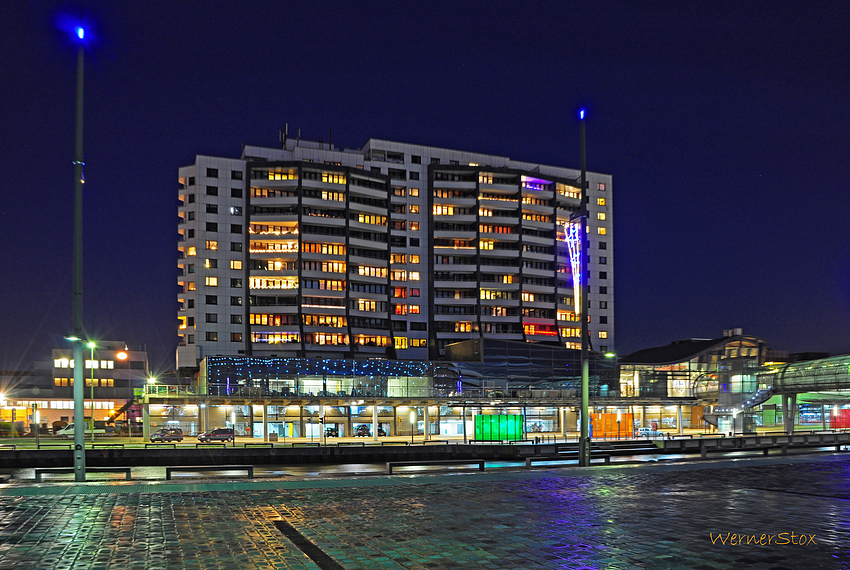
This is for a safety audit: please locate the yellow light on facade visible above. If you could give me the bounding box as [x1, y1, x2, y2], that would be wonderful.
[116, 351, 128, 360]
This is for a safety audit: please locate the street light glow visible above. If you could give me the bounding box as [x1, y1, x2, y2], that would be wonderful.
[75, 26, 84, 39]
[579, 109, 586, 120]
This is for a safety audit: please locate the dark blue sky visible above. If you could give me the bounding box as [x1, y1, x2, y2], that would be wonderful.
[2, 1, 848, 373]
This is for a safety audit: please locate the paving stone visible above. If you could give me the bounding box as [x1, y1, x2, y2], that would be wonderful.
[0, 455, 849, 567]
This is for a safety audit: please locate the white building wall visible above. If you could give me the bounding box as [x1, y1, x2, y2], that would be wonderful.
[178, 137, 614, 368]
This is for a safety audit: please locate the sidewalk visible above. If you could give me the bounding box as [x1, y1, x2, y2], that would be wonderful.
[0, 454, 848, 569]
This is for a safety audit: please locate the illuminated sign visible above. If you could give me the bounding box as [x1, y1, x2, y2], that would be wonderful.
[565, 221, 582, 315]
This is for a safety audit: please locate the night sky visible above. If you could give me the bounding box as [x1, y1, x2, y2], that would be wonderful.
[2, 1, 848, 373]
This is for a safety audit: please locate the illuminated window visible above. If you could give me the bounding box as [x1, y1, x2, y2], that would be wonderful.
[251, 332, 300, 344]
[502, 275, 514, 284]
[597, 227, 607, 235]
[409, 188, 419, 197]
[357, 299, 378, 311]
[521, 292, 535, 302]
[394, 337, 408, 349]
[409, 272, 420, 281]
[409, 205, 419, 214]
[230, 260, 242, 270]
[597, 212, 606, 221]
[358, 265, 387, 278]
[597, 183, 606, 191]
[599, 331, 608, 339]
[205, 240, 218, 250]
[187, 246, 196, 256]
[410, 288, 419, 297]
[455, 322, 473, 333]
[433, 205, 454, 215]
[205, 277, 218, 287]
[204, 258, 217, 269]
[409, 304, 420, 314]
[479, 208, 493, 217]
[353, 335, 389, 347]
[394, 304, 408, 315]
[321, 172, 346, 184]
[187, 282, 196, 291]
[393, 287, 407, 298]
[410, 255, 420, 264]
[392, 270, 407, 281]
[409, 221, 420, 231]
[249, 277, 299, 289]
[597, 198, 606, 206]
[356, 213, 387, 225]
[391, 254, 406, 264]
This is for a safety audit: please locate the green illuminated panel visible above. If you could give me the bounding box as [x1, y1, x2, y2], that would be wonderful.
[474, 414, 523, 441]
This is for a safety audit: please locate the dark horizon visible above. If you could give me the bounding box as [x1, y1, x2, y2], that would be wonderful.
[2, 1, 848, 373]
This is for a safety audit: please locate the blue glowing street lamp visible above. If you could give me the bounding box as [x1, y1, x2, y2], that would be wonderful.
[70, 23, 87, 481]
[576, 108, 590, 466]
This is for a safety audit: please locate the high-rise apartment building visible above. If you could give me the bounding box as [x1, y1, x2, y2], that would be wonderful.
[177, 136, 613, 369]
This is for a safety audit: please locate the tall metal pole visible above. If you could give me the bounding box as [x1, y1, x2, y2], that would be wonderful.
[89, 343, 95, 442]
[72, 32, 86, 481]
[578, 111, 591, 467]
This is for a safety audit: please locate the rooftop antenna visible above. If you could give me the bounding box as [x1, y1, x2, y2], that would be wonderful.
[329, 127, 332, 149]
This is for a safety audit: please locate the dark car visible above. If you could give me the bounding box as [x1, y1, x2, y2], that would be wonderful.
[150, 427, 183, 442]
[354, 424, 387, 437]
[197, 428, 235, 442]
[325, 426, 339, 437]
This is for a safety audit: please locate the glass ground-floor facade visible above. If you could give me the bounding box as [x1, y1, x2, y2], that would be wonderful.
[142, 396, 705, 441]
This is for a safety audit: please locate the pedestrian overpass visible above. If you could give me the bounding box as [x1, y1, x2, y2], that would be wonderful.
[695, 354, 850, 432]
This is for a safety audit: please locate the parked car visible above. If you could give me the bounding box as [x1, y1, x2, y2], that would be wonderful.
[325, 426, 339, 437]
[635, 427, 664, 438]
[354, 424, 387, 437]
[197, 428, 235, 442]
[150, 428, 184, 442]
[55, 422, 107, 437]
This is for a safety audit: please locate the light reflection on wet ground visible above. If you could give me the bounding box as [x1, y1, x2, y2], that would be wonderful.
[8, 448, 831, 482]
[2, 454, 850, 568]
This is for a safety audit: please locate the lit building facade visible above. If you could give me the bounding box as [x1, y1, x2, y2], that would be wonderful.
[1, 341, 149, 432]
[177, 137, 614, 369]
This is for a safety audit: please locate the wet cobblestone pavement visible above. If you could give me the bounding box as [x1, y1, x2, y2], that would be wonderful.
[1, 454, 849, 569]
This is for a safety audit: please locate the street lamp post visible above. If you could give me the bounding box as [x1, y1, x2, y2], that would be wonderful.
[410, 409, 416, 444]
[69, 24, 87, 482]
[88, 342, 95, 441]
[576, 109, 591, 467]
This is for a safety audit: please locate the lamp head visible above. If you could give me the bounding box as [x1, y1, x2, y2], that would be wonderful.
[75, 26, 85, 40]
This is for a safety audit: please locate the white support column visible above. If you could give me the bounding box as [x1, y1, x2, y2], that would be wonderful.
[142, 403, 150, 441]
[424, 405, 430, 441]
[678, 405, 683, 436]
[372, 404, 378, 442]
[462, 406, 467, 444]
[791, 395, 798, 435]
[263, 404, 269, 442]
